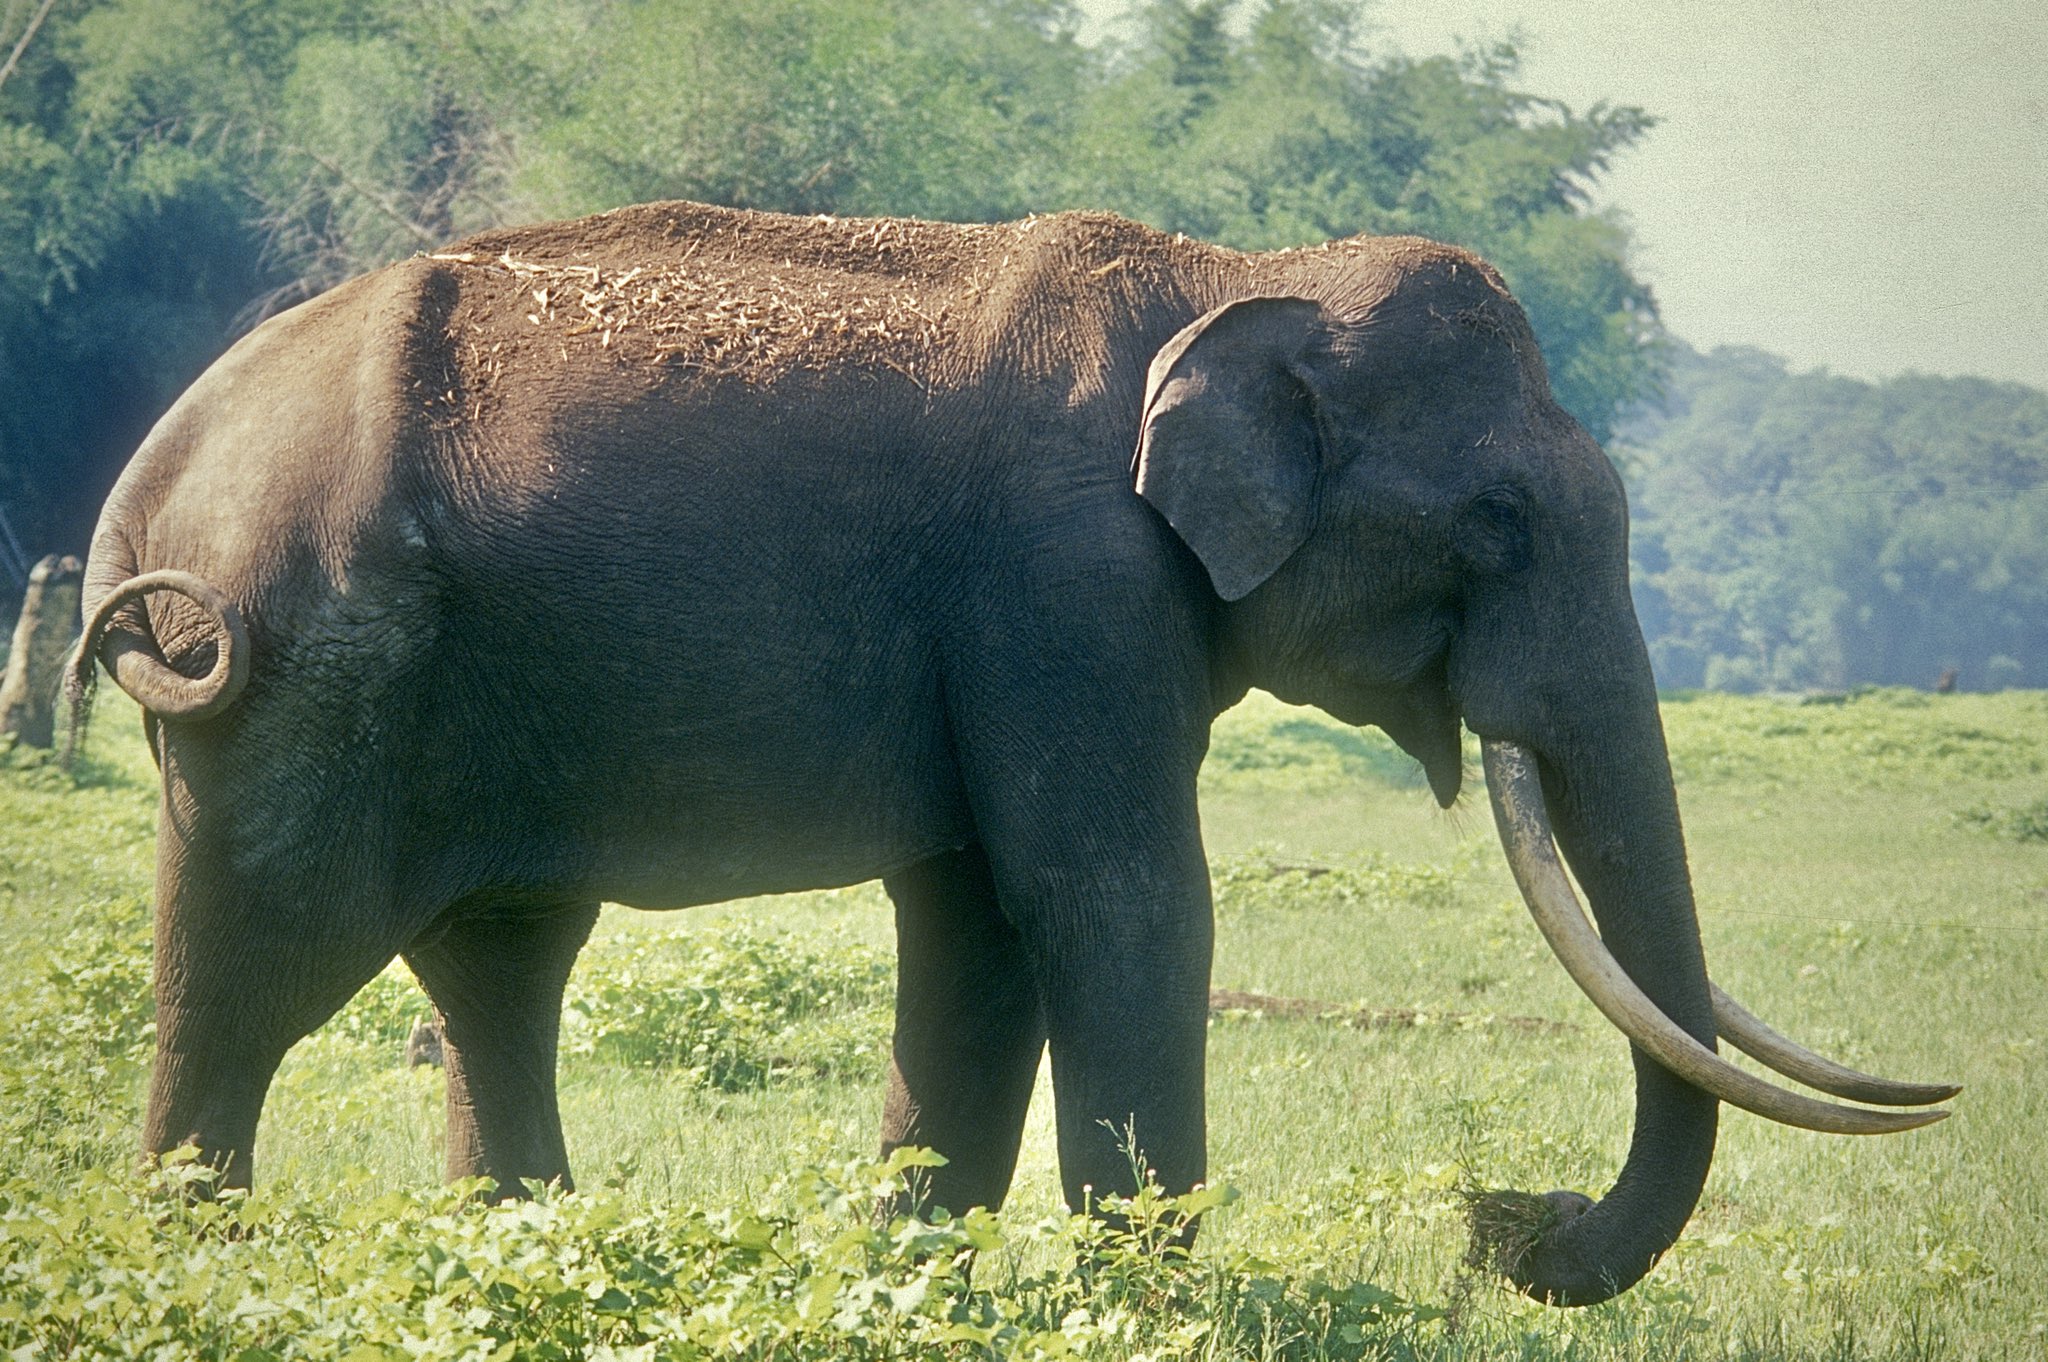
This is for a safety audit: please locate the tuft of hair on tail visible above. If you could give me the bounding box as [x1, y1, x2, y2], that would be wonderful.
[59, 634, 97, 769]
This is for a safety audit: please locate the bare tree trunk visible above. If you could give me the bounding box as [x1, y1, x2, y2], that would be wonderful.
[0, 554, 83, 747]
[0, 0, 61, 96]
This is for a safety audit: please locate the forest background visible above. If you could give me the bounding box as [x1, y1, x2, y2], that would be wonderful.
[3, 0, 2043, 693]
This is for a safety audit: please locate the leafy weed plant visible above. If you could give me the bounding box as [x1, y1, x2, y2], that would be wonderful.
[1952, 796, 2048, 844]
[562, 929, 891, 1087]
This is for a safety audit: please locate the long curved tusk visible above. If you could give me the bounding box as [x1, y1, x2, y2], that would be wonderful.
[1482, 739, 1949, 1136]
[1712, 986, 1959, 1106]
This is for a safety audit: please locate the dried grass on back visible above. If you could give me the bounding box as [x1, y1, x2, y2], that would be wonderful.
[426, 206, 1039, 387]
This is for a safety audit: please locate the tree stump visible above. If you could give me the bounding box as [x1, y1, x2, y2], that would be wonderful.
[404, 1018, 445, 1068]
[0, 554, 84, 748]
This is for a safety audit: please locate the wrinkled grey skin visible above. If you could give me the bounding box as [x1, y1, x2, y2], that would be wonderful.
[75, 202, 1714, 1305]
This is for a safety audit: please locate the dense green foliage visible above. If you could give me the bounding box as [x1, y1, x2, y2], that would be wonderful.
[5, 690, 2046, 1356]
[2, 0, 1657, 563]
[1624, 344, 2048, 693]
[0, 1151, 1456, 1361]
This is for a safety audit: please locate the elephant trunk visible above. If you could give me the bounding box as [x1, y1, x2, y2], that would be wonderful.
[1433, 553, 1739, 1303]
[1471, 706, 1948, 1304]
[1474, 724, 1718, 1305]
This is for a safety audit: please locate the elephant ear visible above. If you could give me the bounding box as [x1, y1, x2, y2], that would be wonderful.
[1133, 296, 1328, 601]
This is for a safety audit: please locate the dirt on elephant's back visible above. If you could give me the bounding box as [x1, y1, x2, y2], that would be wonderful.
[429, 203, 994, 383]
[421, 200, 1220, 404]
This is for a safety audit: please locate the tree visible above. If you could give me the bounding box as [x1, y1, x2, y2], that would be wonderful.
[517, 0, 1081, 224]
[1622, 344, 2048, 691]
[1, 0, 284, 563]
[1054, 3, 1662, 442]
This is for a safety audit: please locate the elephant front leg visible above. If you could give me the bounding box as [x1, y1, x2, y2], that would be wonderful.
[964, 760, 1215, 1218]
[880, 845, 1047, 1219]
[403, 897, 598, 1195]
[1032, 879, 1213, 1220]
[942, 591, 1218, 1226]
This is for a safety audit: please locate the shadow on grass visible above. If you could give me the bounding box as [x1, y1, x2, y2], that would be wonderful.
[1210, 715, 1427, 787]
[0, 733, 137, 791]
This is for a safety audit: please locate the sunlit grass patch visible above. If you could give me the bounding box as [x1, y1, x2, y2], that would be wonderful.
[1660, 687, 2048, 786]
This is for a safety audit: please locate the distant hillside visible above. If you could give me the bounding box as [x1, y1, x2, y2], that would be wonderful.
[1618, 343, 2048, 692]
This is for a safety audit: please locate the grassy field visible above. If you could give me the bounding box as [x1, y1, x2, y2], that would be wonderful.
[2, 688, 2044, 1358]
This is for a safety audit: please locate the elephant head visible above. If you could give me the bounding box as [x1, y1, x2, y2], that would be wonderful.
[1134, 249, 1954, 1304]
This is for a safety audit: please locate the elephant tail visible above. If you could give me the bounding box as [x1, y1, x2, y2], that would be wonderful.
[64, 569, 251, 761]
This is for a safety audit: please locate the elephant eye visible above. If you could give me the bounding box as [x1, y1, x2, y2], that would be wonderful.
[1463, 487, 1533, 574]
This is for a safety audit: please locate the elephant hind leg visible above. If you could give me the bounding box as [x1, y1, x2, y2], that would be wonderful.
[880, 845, 1047, 1219]
[402, 894, 598, 1195]
[145, 869, 411, 1191]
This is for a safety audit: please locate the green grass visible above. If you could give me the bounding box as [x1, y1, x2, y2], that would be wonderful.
[2, 688, 2045, 1357]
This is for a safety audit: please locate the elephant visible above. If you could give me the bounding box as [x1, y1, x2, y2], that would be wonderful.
[65, 200, 1955, 1306]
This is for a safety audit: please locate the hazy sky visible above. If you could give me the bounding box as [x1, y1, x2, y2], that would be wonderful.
[1076, 1, 2048, 389]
